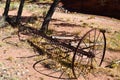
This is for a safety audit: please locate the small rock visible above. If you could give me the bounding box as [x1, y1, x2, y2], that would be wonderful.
[16, 72, 21, 76]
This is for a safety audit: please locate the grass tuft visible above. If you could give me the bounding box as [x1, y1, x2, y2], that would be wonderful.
[107, 32, 120, 51]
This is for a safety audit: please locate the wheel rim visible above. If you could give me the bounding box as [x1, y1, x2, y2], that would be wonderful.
[72, 28, 106, 78]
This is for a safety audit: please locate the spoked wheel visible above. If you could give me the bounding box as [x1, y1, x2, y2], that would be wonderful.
[72, 28, 106, 78]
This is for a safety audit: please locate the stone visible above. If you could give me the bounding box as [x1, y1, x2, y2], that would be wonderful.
[60, 0, 120, 19]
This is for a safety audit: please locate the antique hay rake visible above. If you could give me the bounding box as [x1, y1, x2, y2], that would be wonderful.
[38, 0, 106, 78]
[2, 0, 107, 79]
[31, 28, 106, 79]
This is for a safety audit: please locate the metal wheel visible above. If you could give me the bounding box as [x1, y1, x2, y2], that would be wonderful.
[72, 28, 106, 78]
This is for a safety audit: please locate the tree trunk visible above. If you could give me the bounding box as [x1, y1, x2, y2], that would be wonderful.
[16, 0, 25, 24]
[40, 0, 60, 33]
[3, 0, 11, 18]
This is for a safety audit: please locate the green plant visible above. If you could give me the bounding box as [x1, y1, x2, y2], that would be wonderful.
[87, 16, 95, 19]
[10, 2, 19, 11]
[0, 62, 3, 67]
[0, 2, 5, 8]
[46, 29, 54, 35]
[0, 16, 7, 27]
[10, 77, 19, 80]
[6, 56, 14, 62]
[39, 77, 44, 80]
[81, 22, 89, 27]
[25, 3, 39, 12]
[39, 0, 53, 2]
[107, 32, 120, 51]
[107, 60, 120, 68]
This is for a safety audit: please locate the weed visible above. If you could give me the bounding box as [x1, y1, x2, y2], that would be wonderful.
[107, 60, 120, 68]
[79, 20, 83, 22]
[10, 77, 19, 80]
[6, 56, 14, 62]
[24, 3, 43, 12]
[87, 16, 95, 19]
[39, 0, 53, 3]
[39, 77, 44, 80]
[0, 2, 5, 8]
[0, 42, 6, 47]
[0, 62, 4, 67]
[42, 10, 47, 18]
[81, 22, 89, 27]
[0, 16, 7, 28]
[73, 30, 81, 36]
[34, 55, 46, 61]
[10, 2, 19, 11]
[104, 59, 120, 79]
[66, 18, 71, 22]
[46, 29, 54, 35]
[107, 32, 120, 51]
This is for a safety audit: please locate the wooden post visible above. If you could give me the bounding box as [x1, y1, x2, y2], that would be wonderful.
[40, 0, 60, 33]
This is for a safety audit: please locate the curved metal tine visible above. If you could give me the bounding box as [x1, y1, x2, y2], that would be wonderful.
[79, 31, 91, 53]
[80, 45, 94, 50]
[74, 67, 81, 78]
[94, 31, 101, 48]
[93, 29, 97, 54]
[82, 39, 88, 48]
[89, 30, 91, 49]
[88, 30, 95, 68]
[84, 58, 90, 69]
[93, 51, 104, 66]
[47, 70, 62, 76]
[79, 36, 93, 52]
[86, 58, 98, 77]
[81, 30, 102, 50]
[40, 68, 63, 78]
[76, 54, 84, 65]
[94, 33, 104, 55]
[50, 66, 71, 79]
[94, 29, 97, 43]
[78, 55, 91, 76]
[80, 58, 91, 76]
[95, 51, 103, 56]
[73, 54, 84, 77]
[93, 58, 100, 66]
[95, 56, 103, 59]
[59, 70, 65, 79]
[59, 67, 73, 79]
[90, 58, 94, 68]
[94, 53, 105, 67]
[78, 30, 91, 50]
[95, 37, 104, 55]
[95, 29, 101, 43]
[87, 30, 101, 61]
[88, 30, 94, 54]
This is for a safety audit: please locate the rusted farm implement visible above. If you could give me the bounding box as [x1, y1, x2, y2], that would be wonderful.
[36, 0, 106, 78]
[2, 0, 107, 79]
[32, 28, 106, 79]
